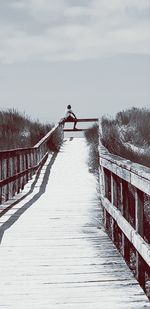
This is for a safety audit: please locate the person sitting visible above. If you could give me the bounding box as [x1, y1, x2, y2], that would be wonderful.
[60, 105, 77, 130]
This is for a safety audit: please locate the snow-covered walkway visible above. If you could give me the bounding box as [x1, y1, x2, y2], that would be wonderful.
[0, 138, 149, 308]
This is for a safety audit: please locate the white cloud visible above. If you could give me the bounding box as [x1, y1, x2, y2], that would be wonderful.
[0, 0, 150, 63]
[12, 0, 66, 21]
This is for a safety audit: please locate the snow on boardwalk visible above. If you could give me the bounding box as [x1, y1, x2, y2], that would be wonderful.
[0, 138, 149, 309]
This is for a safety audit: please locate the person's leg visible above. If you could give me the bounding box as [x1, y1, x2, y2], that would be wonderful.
[63, 116, 77, 129]
[73, 119, 77, 130]
[65, 116, 72, 122]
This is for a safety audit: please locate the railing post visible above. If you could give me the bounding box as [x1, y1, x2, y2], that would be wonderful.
[111, 173, 120, 247]
[110, 172, 115, 242]
[2, 159, 7, 203]
[25, 153, 28, 183]
[135, 188, 145, 290]
[13, 156, 17, 196]
[9, 157, 13, 199]
[119, 179, 124, 255]
[103, 208, 107, 230]
[122, 234, 128, 260]
[112, 174, 118, 208]
[6, 157, 9, 201]
[111, 172, 114, 204]
[122, 180, 129, 220]
[136, 253, 146, 291]
[21, 154, 24, 190]
[100, 166, 105, 196]
[17, 154, 21, 193]
[0, 160, 2, 204]
[135, 189, 144, 237]
[30, 151, 34, 178]
[120, 179, 124, 215]
[104, 168, 111, 201]
[122, 180, 130, 263]
[28, 151, 32, 180]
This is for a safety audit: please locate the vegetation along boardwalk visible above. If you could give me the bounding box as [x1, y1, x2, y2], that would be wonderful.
[0, 138, 149, 308]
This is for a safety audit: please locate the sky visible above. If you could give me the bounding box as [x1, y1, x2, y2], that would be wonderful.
[0, 0, 150, 123]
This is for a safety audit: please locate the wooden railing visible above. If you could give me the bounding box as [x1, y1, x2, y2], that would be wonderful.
[0, 124, 63, 205]
[63, 118, 98, 132]
[1, 116, 149, 294]
[99, 138, 150, 294]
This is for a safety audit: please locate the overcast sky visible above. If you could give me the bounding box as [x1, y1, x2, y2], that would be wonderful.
[0, 0, 150, 123]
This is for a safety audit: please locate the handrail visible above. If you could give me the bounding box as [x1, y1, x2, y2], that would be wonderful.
[63, 118, 98, 132]
[63, 129, 88, 132]
[0, 148, 33, 158]
[0, 152, 48, 187]
[99, 144, 150, 195]
[0, 123, 63, 204]
[64, 118, 99, 122]
[0, 118, 97, 203]
[98, 122, 150, 293]
[34, 124, 59, 148]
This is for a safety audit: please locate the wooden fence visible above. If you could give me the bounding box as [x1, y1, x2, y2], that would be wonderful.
[99, 138, 150, 294]
[0, 124, 63, 205]
[63, 118, 99, 132]
[0, 117, 149, 295]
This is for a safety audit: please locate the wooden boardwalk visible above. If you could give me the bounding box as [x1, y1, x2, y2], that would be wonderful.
[0, 138, 149, 308]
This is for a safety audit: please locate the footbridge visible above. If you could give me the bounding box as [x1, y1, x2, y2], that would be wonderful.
[0, 119, 150, 308]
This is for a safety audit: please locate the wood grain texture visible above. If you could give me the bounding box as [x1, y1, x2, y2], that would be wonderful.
[0, 138, 149, 309]
[99, 144, 150, 195]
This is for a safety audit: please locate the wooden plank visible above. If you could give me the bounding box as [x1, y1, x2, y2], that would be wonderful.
[34, 124, 59, 148]
[135, 189, 144, 237]
[99, 142, 150, 194]
[0, 138, 148, 308]
[0, 124, 63, 203]
[63, 129, 88, 132]
[64, 118, 98, 123]
[131, 172, 150, 195]
[100, 195, 150, 267]
[0, 154, 53, 217]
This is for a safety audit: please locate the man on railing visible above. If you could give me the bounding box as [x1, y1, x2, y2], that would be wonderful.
[60, 105, 77, 130]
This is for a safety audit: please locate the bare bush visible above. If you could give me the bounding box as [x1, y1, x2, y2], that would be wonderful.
[116, 107, 150, 146]
[84, 124, 99, 175]
[101, 107, 150, 168]
[0, 109, 55, 150]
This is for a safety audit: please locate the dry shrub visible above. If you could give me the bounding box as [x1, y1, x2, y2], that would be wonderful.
[84, 124, 99, 175]
[0, 108, 60, 151]
[101, 108, 150, 168]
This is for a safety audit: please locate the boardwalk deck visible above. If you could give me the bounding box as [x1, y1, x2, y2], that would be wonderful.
[0, 138, 149, 309]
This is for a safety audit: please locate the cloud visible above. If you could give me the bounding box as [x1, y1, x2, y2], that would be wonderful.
[0, 0, 149, 63]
